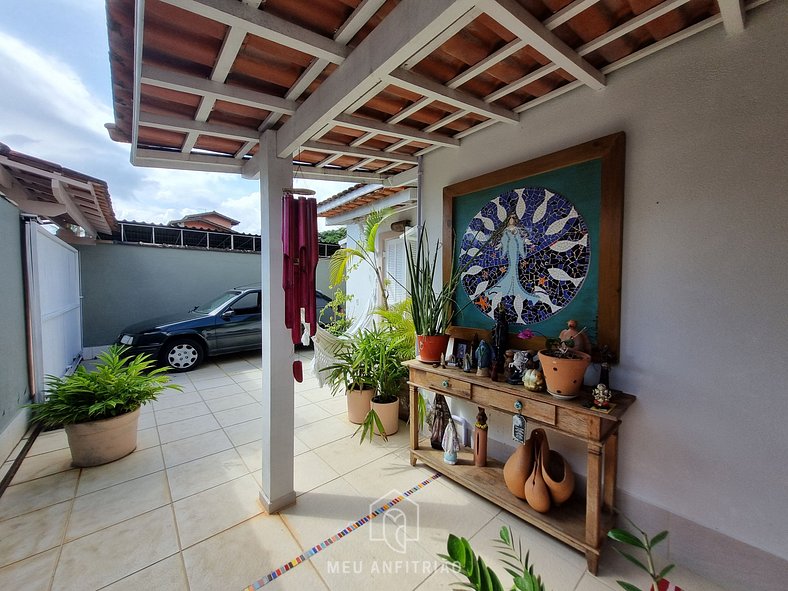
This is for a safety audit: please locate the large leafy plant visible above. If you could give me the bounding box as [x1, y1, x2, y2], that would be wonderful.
[440, 525, 546, 591]
[29, 345, 181, 427]
[321, 328, 379, 395]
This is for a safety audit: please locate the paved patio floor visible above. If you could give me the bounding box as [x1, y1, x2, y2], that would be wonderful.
[0, 350, 727, 591]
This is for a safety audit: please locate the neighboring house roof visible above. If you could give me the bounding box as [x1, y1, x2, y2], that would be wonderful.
[318, 184, 410, 218]
[169, 210, 241, 230]
[103, 0, 759, 182]
[0, 143, 117, 237]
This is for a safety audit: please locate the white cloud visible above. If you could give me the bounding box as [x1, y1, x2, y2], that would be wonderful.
[0, 31, 120, 164]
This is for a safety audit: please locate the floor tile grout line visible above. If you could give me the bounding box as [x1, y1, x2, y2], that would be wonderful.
[47, 466, 81, 591]
[158, 442, 195, 591]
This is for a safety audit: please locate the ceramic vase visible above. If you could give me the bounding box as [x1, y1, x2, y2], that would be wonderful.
[523, 429, 551, 513]
[503, 437, 534, 500]
[473, 427, 488, 467]
[541, 446, 575, 505]
[346, 387, 374, 424]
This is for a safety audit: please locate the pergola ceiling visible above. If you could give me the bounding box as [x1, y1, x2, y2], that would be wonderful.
[105, 0, 766, 184]
[0, 143, 117, 237]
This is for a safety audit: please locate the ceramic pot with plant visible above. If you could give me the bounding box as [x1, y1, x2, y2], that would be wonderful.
[356, 325, 412, 441]
[28, 345, 181, 467]
[520, 324, 592, 399]
[405, 227, 463, 362]
[321, 329, 377, 424]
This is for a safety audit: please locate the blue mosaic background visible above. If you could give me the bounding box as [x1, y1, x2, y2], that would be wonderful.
[451, 159, 602, 340]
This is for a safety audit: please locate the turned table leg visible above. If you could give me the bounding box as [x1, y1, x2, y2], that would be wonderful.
[586, 444, 603, 574]
[409, 384, 419, 466]
[603, 430, 619, 513]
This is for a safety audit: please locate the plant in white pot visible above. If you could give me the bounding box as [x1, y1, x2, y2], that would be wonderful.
[321, 330, 377, 424]
[28, 345, 181, 467]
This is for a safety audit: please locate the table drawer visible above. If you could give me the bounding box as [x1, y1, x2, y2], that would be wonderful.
[410, 369, 471, 399]
[472, 386, 557, 425]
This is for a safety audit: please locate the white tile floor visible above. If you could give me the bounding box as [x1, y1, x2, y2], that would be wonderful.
[0, 350, 729, 591]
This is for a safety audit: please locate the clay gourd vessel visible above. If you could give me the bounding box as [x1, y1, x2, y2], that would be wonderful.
[523, 429, 552, 513]
[503, 437, 534, 500]
[540, 441, 575, 505]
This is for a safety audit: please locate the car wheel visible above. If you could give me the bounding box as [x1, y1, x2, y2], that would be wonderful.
[162, 339, 204, 372]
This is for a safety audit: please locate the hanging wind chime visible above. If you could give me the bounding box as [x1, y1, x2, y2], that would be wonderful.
[281, 187, 318, 382]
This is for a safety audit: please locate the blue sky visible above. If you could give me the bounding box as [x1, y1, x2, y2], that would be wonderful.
[0, 1, 354, 233]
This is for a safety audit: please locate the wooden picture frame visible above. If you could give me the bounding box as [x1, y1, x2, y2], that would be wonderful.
[443, 133, 625, 358]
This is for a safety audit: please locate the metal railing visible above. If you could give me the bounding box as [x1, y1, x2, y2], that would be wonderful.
[117, 222, 340, 257]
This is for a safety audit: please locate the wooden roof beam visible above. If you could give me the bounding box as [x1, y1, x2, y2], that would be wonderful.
[276, 0, 479, 158]
[334, 113, 461, 148]
[480, 0, 605, 90]
[300, 141, 417, 164]
[157, 0, 349, 64]
[51, 179, 97, 237]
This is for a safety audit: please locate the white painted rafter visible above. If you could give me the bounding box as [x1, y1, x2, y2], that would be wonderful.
[348, 157, 377, 171]
[315, 154, 343, 168]
[300, 141, 417, 164]
[403, 7, 482, 69]
[139, 112, 259, 142]
[480, 0, 605, 90]
[388, 97, 433, 125]
[383, 139, 412, 153]
[335, 113, 461, 148]
[717, 0, 746, 34]
[157, 0, 349, 64]
[484, 63, 559, 103]
[141, 66, 297, 115]
[388, 69, 518, 123]
[276, 0, 479, 158]
[543, 0, 600, 28]
[51, 179, 97, 237]
[447, 39, 526, 89]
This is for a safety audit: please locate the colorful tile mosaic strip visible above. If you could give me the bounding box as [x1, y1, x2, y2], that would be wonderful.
[242, 472, 442, 590]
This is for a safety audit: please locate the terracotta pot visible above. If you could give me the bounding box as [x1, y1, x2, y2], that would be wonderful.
[538, 350, 591, 398]
[65, 407, 140, 467]
[542, 448, 575, 505]
[503, 437, 534, 500]
[372, 398, 400, 435]
[346, 387, 374, 424]
[524, 429, 551, 513]
[473, 427, 488, 467]
[417, 334, 450, 363]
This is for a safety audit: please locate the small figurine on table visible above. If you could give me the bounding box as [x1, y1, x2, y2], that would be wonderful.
[559, 319, 590, 354]
[442, 419, 460, 465]
[476, 340, 491, 377]
[507, 350, 527, 385]
[473, 407, 488, 467]
[592, 384, 612, 409]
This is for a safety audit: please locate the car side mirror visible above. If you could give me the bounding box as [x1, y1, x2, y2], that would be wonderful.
[221, 309, 235, 320]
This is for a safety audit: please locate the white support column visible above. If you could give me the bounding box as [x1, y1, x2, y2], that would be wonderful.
[258, 130, 296, 513]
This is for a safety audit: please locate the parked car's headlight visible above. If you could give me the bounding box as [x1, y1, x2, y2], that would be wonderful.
[120, 334, 135, 345]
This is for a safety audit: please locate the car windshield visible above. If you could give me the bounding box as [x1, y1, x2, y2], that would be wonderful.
[193, 291, 242, 314]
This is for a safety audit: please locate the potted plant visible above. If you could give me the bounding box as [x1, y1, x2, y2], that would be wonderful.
[353, 324, 412, 441]
[404, 227, 464, 362]
[322, 329, 378, 424]
[519, 326, 592, 399]
[27, 345, 181, 467]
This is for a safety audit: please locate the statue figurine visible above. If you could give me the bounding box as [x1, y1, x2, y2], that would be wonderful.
[442, 419, 460, 465]
[503, 350, 515, 383]
[492, 303, 509, 380]
[507, 350, 527, 385]
[559, 319, 590, 354]
[462, 352, 473, 373]
[470, 334, 479, 371]
[592, 384, 612, 408]
[476, 340, 491, 377]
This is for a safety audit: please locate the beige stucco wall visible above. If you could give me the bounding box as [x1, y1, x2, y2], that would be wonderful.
[421, 0, 788, 570]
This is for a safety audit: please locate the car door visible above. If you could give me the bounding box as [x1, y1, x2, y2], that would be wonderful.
[212, 290, 262, 353]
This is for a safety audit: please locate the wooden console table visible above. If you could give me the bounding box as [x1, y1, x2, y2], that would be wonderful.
[405, 359, 636, 573]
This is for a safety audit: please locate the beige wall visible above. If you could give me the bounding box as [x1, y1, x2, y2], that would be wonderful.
[421, 0, 787, 580]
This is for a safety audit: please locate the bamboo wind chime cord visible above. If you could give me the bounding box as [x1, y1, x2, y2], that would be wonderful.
[242, 473, 442, 590]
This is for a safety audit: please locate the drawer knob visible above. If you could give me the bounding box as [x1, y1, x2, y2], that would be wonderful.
[442, 380, 450, 388]
[514, 400, 523, 411]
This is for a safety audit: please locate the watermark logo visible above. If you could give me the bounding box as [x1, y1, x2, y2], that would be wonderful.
[368, 490, 419, 553]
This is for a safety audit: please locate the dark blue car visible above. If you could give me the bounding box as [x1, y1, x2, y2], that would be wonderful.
[117, 287, 332, 371]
